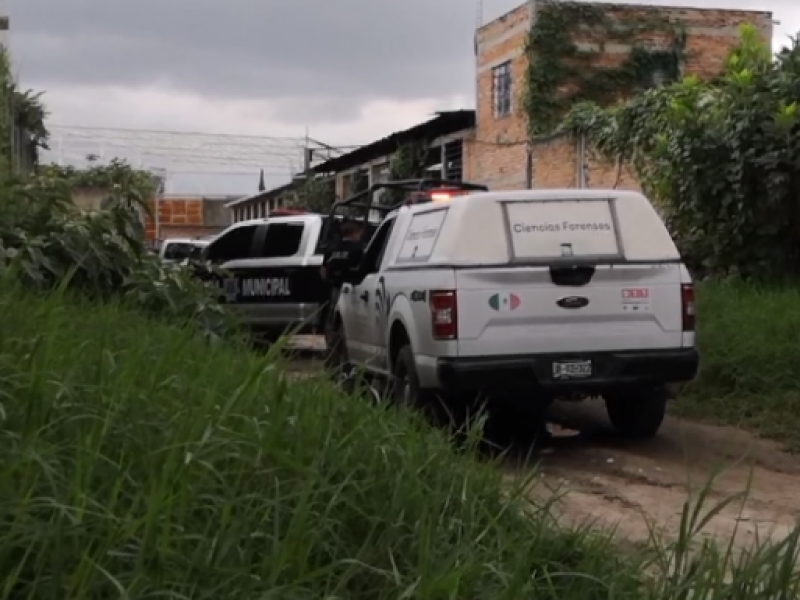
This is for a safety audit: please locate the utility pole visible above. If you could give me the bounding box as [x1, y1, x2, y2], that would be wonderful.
[302, 127, 311, 173]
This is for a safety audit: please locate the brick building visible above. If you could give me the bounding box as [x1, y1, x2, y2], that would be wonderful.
[466, 1, 773, 191]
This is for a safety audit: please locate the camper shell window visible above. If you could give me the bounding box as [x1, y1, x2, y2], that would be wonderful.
[396, 207, 447, 264]
[502, 197, 624, 264]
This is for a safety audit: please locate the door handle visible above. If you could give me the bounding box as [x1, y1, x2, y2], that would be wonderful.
[359, 291, 369, 302]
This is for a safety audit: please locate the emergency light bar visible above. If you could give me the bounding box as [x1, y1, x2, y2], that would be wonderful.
[408, 188, 468, 205]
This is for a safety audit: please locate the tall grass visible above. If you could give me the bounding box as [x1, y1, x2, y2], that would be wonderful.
[2, 282, 800, 598]
[675, 281, 800, 448]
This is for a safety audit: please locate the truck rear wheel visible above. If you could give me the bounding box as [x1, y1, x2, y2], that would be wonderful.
[392, 346, 452, 424]
[604, 387, 668, 439]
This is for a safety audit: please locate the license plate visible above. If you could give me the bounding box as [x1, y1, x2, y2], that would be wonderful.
[552, 360, 592, 379]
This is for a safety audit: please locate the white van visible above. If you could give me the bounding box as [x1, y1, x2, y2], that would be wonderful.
[328, 188, 699, 438]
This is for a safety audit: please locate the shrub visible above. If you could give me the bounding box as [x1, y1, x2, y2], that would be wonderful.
[0, 168, 236, 339]
[563, 25, 800, 280]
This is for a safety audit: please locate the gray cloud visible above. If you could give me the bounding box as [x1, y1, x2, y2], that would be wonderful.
[10, 0, 795, 127]
[7, 0, 509, 124]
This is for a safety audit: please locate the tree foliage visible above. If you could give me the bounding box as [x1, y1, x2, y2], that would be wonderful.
[0, 49, 50, 175]
[281, 175, 335, 213]
[562, 25, 800, 280]
[381, 141, 430, 207]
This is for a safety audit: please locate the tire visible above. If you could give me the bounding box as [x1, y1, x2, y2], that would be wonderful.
[391, 345, 448, 425]
[604, 387, 668, 439]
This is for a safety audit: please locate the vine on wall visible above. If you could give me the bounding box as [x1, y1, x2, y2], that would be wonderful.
[524, 2, 686, 137]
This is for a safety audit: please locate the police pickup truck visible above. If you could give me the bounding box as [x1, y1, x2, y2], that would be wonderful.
[324, 182, 699, 439]
[196, 212, 328, 338]
[197, 208, 380, 340]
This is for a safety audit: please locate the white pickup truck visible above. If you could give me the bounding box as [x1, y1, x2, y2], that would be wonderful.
[159, 238, 209, 263]
[325, 185, 699, 439]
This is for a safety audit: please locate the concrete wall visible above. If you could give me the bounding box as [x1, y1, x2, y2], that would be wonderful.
[71, 188, 109, 211]
[471, 2, 773, 190]
[202, 197, 233, 227]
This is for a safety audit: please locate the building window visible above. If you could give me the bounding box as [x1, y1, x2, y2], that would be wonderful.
[492, 61, 512, 118]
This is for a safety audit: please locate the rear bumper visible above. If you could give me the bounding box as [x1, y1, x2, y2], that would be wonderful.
[426, 348, 699, 395]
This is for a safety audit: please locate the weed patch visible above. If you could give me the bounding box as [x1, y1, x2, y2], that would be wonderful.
[675, 281, 800, 449]
[2, 284, 800, 598]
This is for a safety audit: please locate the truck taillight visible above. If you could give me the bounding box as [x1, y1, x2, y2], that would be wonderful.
[681, 283, 695, 331]
[430, 290, 458, 340]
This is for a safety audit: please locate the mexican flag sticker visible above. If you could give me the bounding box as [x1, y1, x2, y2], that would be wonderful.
[488, 292, 520, 311]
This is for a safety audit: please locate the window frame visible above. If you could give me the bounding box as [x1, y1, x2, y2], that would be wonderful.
[492, 60, 513, 118]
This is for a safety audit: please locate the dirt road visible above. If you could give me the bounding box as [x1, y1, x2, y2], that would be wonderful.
[283, 337, 800, 550]
[515, 403, 800, 549]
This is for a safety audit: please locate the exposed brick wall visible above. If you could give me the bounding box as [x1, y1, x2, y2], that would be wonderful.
[144, 197, 204, 241]
[473, 3, 531, 189]
[532, 134, 577, 188]
[472, 2, 773, 191]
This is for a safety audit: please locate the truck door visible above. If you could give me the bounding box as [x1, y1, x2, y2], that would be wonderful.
[349, 216, 396, 371]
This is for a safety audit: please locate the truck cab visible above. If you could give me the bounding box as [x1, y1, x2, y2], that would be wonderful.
[326, 186, 699, 439]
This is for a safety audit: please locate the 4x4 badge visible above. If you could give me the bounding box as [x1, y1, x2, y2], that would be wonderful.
[488, 293, 520, 311]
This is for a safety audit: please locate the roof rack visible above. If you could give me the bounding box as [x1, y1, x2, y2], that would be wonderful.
[321, 178, 488, 248]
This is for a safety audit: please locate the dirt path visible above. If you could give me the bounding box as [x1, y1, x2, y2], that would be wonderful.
[280, 337, 800, 550]
[512, 403, 800, 549]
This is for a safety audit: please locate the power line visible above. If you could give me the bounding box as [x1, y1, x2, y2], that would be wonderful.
[43, 124, 354, 176]
[48, 123, 305, 142]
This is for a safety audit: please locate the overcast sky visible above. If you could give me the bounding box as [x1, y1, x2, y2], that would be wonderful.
[5, 0, 799, 192]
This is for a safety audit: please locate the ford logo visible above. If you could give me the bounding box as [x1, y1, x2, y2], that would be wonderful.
[557, 296, 589, 309]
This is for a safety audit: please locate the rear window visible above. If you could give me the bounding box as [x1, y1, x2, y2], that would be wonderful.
[504, 198, 621, 261]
